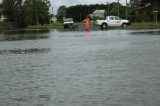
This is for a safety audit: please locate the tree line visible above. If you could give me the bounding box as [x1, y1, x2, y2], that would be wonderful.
[130, 0, 160, 22]
[57, 0, 160, 22]
[0, 0, 51, 27]
[57, 2, 127, 22]
[0, 0, 159, 29]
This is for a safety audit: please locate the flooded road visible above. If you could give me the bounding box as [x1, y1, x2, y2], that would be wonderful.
[0, 29, 160, 106]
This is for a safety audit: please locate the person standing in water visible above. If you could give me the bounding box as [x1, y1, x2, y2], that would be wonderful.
[85, 16, 90, 31]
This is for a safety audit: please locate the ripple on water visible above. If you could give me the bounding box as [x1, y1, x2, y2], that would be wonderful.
[0, 48, 50, 55]
[1, 30, 160, 106]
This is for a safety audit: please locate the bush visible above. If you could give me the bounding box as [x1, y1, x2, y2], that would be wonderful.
[0, 21, 11, 30]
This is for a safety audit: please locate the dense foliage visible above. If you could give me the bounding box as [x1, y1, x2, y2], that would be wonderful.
[56, 1, 160, 22]
[0, 0, 50, 27]
[141, 0, 160, 4]
[58, 2, 127, 22]
[1, 0, 159, 29]
[130, 0, 160, 22]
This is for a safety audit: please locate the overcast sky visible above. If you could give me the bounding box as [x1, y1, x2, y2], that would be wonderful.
[50, 0, 130, 14]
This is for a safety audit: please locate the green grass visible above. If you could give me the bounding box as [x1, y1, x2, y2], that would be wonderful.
[53, 23, 63, 29]
[0, 21, 12, 30]
[28, 23, 63, 30]
[0, 23, 63, 31]
[10, 22, 160, 30]
[1, 21, 160, 31]
[127, 22, 160, 30]
[106, 22, 160, 30]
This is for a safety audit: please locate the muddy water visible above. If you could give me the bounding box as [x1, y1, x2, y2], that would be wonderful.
[0, 29, 160, 106]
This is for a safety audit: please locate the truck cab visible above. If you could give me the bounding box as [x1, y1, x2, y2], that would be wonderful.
[107, 16, 122, 26]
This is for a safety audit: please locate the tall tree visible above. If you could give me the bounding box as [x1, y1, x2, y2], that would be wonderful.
[141, 0, 160, 10]
[25, 0, 50, 25]
[57, 5, 66, 22]
[1, 0, 28, 27]
[130, 0, 141, 8]
[1, 0, 51, 27]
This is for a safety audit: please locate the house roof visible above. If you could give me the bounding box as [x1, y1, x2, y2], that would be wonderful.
[93, 10, 105, 14]
[90, 9, 105, 18]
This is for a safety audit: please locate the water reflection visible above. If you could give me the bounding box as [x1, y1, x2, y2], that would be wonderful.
[0, 29, 50, 35]
[0, 48, 50, 55]
[85, 30, 91, 36]
[0, 34, 50, 41]
[131, 30, 160, 35]
[0, 29, 50, 41]
[1, 29, 160, 106]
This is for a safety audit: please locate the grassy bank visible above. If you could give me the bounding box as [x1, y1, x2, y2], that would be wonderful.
[127, 22, 160, 30]
[1, 22, 160, 31]
[28, 22, 160, 31]
[28, 23, 63, 30]
[0, 22, 64, 31]
[0, 21, 12, 30]
[105, 22, 160, 30]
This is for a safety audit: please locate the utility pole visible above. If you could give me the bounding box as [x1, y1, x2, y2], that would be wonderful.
[126, 0, 127, 19]
[105, 2, 110, 16]
[80, 13, 82, 21]
[154, 11, 158, 29]
[52, 7, 53, 15]
[153, 0, 158, 29]
[107, 2, 109, 13]
[117, 0, 120, 17]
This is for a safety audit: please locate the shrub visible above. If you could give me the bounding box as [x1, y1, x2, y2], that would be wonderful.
[0, 21, 11, 30]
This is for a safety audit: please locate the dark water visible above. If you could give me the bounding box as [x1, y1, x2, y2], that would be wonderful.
[0, 29, 160, 106]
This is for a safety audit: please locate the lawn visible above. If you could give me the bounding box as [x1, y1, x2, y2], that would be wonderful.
[28, 23, 63, 29]
[127, 22, 160, 30]
[25, 22, 160, 30]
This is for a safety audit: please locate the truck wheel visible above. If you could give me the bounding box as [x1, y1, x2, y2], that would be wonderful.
[122, 23, 127, 28]
[75, 25, 78, 29]
[101, 23, 108, 30]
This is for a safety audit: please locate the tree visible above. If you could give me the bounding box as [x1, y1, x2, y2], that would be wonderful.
[1, 0, 51, 27]
[141, 0, 160, 10]
[130, 0, 141, 8]
[25, 0, 50, 25]
[1, 0, 28, 27]
[141, 0, 160, 4]
[2, 0, 20, 21]
[57, 5, 66, 22]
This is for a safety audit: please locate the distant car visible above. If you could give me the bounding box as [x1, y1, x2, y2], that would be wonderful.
[63, 18, 78, 29]
[95, 16, 131, 30]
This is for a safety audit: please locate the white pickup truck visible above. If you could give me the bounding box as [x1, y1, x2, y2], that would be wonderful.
[95, 16, 131, 29]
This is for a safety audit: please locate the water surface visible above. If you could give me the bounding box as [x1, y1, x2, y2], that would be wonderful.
[0, 29, 160, 106]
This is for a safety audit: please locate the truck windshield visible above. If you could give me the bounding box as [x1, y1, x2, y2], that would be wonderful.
[109, 17, 114, 20]
[64, 19, 73, 22]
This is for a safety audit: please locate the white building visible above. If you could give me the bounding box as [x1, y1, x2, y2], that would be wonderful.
[51, 17, 57, 23]
[0, 15, 7, 22]
[90, 10, 105, 18]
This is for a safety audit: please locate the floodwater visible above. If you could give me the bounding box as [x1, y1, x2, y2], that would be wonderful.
[0, 29, 160, 106]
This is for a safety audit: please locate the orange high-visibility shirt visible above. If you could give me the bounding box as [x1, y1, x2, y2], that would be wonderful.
[85, 18, 90, 30]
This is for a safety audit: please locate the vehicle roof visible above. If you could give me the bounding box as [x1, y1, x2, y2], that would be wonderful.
[63, 18, 73, 20]
[106, 16, 119, 17]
